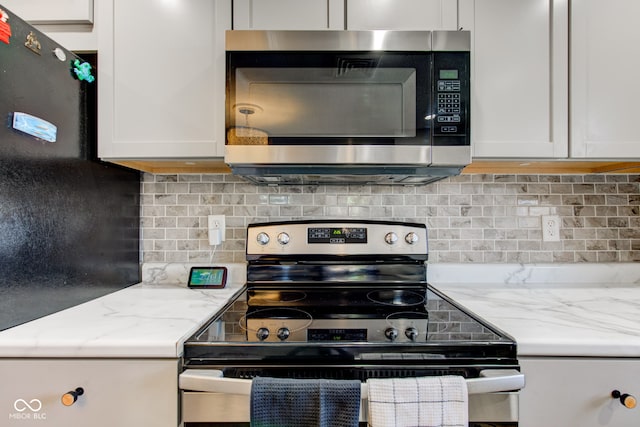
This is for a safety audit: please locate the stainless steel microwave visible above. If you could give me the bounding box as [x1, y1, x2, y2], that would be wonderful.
[224, 30, 470, 185]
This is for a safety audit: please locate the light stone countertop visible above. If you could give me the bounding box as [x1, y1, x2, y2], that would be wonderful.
[428, 263, 640, 357]
[0, 263, 638, 359]
[0, 263, 247, 358]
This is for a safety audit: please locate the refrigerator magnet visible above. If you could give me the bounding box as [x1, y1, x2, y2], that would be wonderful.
[24, 31, 41, 54]
[12, 112, 58, 143]
[53, 47, 67, 62]
[71, 59, 95, 83]
[0, 9, 11, 45]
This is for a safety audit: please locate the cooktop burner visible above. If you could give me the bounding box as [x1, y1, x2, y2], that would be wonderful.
[247, 286, 427, 309]
[367, 289, 426, 306]
[247, 290, 307, 305]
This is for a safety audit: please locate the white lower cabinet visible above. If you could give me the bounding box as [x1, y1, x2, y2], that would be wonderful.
[0, 359, 178, 427]
[519, 357, 640, 427]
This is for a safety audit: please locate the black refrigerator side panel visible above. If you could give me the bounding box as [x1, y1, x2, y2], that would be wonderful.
[0, 160, 141, 331]
[0, 7, 141, 331]
[0, 6, 85, 159]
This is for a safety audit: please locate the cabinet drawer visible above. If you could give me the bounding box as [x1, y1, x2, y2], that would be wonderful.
[0, 359, 178, 427]
[520, 357, 640, 427]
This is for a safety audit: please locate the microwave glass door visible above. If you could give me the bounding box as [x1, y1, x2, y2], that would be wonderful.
[226, 52, 432, 146]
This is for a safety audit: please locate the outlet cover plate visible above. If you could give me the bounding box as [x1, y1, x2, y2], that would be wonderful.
[542, 215, 560, 242]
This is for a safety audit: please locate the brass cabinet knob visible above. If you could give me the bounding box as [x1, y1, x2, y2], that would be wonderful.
[612, 390, 637, 409]
[61, 387, 84, 407]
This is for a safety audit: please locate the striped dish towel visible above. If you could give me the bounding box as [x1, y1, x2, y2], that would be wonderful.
[367, 376, 468, 427]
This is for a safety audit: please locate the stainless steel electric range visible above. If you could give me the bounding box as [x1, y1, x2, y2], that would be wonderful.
[179, 220, 524, 426]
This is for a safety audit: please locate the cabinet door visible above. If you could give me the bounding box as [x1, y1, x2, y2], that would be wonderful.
[459, 0, 568, 158]
[2, 0, 96, 51]
[1, 0, 93, 24]
[97, 0, 230, 159]
[571, 1, 640, 158]
[519, 357, 640, 427]
[233, 0, 344, 30]
[0, 359, 178, 427]
[346, 0, 457, 30]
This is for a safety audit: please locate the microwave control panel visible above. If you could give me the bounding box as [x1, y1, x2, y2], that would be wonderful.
[433, 52, 470, 145]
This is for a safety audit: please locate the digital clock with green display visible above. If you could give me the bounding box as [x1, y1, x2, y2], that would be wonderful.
[307, 227, 367, 244]
[439, 69, 459, 79]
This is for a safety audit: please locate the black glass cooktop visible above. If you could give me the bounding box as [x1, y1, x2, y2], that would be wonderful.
[183, 284, 517, 376]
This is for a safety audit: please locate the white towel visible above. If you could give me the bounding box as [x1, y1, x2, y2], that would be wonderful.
[367, 376, 468, 427]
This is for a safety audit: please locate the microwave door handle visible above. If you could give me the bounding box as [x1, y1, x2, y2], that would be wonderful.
[179, 369, 524, 395]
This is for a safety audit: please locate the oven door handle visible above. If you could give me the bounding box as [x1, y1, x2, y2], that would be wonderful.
[179, 368, 524, 396]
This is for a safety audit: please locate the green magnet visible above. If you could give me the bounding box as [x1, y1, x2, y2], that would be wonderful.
[71, 59, 95, 83]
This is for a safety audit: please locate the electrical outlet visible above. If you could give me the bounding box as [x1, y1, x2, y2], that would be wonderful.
[541, 215, 560, 242]
[207, 215, 226, 245]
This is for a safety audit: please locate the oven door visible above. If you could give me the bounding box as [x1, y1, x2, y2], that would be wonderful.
[179, 369, 523, 426]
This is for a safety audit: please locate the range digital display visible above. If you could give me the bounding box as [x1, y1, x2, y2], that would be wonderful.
[308, 329, 367, 341]
[308, 227, 367, 244]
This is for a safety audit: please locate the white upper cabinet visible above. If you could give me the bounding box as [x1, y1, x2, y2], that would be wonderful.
[233, 0, 457, 31]
[346, 0, 457, 31]
[93, 0, 638, 164]
[233, 0, 345, 30]
[97, 0, 230, 160]
[2, 0, 96, 51]
[459, 0, 569, 158]
[571, 0, 640, 158]
[1, 0, 93, 24]
[345, 0, 567, 158]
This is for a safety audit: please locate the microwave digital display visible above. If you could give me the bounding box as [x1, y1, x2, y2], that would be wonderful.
[439, 69, 459, 79]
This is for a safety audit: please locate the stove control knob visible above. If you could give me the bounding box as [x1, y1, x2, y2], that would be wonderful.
[405, 232, 419, 245]
[384, 327, 399, 341]
[256, 327, 270, 341]
[405, 327, 419, 341]
[277, 232, 290, 245]
[256, 232, 270, 245]
[384, 232, 398, 245]
[277, 327, 290, 341]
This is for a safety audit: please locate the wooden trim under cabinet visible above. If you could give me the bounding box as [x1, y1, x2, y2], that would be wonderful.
[463, 160, 640, 175]
[105, 159, 640, 175]
[106, 159, 232, 174]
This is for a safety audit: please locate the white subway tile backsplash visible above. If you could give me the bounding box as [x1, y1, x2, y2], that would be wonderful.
[140, 173, 640, 264]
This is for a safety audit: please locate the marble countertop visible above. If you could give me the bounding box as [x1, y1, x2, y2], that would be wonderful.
[0, 262, 638, 359]
[0, 263, 247, 358]
[428, 263, 640, 358]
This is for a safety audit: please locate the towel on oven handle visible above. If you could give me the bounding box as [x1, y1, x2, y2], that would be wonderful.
[367, 376, 468, 427]
[250, 377, 361, 427]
